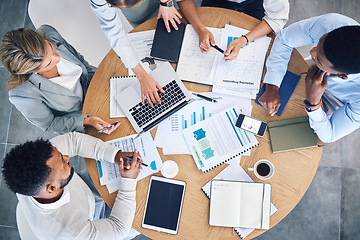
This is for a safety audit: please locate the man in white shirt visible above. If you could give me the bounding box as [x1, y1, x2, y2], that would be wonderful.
[2, 132, 142, 239]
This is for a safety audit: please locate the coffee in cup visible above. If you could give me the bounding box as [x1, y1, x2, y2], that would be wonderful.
[248, 159, 274, 180]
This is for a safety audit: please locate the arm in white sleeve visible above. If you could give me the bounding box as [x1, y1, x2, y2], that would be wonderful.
[50, 132, 118, 163]
[308, 103, 360, 143]
[262, 0, 289, 33]
[89, 0, 139, 68]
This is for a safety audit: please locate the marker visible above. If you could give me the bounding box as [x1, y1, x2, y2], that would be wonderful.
[210, 43, 224, 54]
[192, 92, 218, 103]
[98, 121, 121, 133]
[125, 156, 148, 167]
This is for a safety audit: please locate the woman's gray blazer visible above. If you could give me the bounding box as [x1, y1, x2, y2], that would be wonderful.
[8, 25, 96, 133]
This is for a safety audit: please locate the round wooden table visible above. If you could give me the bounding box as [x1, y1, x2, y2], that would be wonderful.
[82, 7, 322, 240]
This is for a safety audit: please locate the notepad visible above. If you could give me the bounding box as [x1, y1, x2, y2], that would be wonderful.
[268, 116, 318, 153]
[255, 71, 301, 116]
[209, 180, 271, 229]
[150, 19, 186, 62]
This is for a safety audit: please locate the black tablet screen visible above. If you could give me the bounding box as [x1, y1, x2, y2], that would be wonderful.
[143, 180, 185, 231]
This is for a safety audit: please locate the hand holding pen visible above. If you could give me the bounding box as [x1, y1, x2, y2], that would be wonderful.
[97, 121, 121, 134]
[116, 150, 143, 179]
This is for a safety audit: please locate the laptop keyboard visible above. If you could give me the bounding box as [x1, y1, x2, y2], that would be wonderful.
[129, 80, 186, 127]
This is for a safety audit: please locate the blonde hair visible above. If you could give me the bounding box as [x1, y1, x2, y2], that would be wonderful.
[0, 28, 46, 90]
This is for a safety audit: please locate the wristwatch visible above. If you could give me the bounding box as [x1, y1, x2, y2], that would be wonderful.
[159, 0, 173, 7]
[304, 99, 321, 112]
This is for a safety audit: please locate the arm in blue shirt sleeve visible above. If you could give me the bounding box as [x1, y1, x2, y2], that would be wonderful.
[308, 103, 360, 143]
[89, 0, 139, 69]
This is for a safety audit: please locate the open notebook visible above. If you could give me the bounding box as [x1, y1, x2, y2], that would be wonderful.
[209, 180, 271, 229]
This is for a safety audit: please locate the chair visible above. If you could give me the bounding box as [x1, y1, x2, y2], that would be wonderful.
[16, 203, 39, 240]
[28, 0, 133, 67]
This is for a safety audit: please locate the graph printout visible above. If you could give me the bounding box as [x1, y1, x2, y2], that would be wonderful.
[182, 106, 259, 172]
[212, 25, 271, 98]
[160, 93, 252, 155]
[97, 132, 162, 193]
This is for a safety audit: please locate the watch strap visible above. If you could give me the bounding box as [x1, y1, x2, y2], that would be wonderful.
[159, 0, 173, 7]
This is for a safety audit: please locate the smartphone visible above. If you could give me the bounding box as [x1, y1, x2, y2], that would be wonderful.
[235, 114, 267, 137]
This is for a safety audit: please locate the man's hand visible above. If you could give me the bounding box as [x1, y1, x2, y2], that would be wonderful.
[132, 63, 165, 107]
[198, 27, 215, 52]
[305, 64, 329, 106]
[83, 117, 120, 134]
[158, 5, 182, 33]
[224, 37, 248, 61]
[258, 84, 281, 116]
[115, 150, 142, 179]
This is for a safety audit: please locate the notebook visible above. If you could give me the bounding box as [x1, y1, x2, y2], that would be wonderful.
[110, 75, 137, 118]
[182, 106, 259, 173]
[268, 116, 318, 153]
[202, 162, 277, 239]
[255, 71, 301, 116]
[150, 19, 186, 62]
[209, 180, 271, 229]
[115, 62, 193, 133]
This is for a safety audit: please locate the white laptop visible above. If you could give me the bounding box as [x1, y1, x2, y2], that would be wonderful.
[115, 62, 193, 133]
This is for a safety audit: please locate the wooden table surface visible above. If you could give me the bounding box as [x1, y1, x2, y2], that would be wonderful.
[82, 7, 322, 240]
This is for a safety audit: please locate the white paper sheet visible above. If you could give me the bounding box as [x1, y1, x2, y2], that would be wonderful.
[159, 92, 252, 155]
[97, 132, 162, 193]
[176, 25, 222, 85]
[212, 25, 271, 98]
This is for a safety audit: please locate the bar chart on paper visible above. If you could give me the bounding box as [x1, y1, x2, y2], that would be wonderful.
[178, 106, 213, 130]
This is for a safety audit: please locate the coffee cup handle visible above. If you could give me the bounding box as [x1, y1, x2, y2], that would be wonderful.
[248, 167, 254, 171]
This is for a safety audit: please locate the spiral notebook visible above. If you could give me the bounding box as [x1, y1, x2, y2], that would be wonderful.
[110, 75, 137, 118]
[201, 163, 277, 239]
[182, 106, 259, 173]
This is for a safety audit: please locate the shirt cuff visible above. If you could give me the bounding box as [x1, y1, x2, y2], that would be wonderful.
[263, 70, 285, 87]
[119, 178, 137, 192]
[306, 107, 326, 121]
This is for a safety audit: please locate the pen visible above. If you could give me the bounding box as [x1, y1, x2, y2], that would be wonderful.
[125, 156, 148, 167]
[97, 121, 121, 133]
[192, 92, 218, 103]
[210, 43, 224, 54]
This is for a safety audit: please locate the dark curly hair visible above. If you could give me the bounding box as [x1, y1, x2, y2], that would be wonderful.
[2, 139, 53, 196]
[323, 25, 360, 74]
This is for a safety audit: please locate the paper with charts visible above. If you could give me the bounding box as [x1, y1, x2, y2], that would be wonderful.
[211, 25, 271, 99]
[155, 92, 252, 155]
[176, 25, 221, 85]
[97, 132, 162, 193]
[182, 106, 259, 173]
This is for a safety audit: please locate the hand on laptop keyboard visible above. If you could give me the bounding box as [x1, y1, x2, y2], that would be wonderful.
[139, 73, 165, 107]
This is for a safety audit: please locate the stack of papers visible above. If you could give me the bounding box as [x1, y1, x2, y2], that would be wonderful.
[97, 132, 162, 193]
[154, 92, 252, 155]
[211, 25, 271, 99]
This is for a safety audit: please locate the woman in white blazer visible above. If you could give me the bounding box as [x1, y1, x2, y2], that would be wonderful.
[0, 25, 120, 134]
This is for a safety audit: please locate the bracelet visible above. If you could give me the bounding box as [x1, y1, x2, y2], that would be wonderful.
[159, 0, 173, 7]
[241, 35, 249, 45]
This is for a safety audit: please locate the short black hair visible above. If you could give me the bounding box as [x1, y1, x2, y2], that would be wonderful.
[323, 25, 360, 74]
[2, 139, 53, 196]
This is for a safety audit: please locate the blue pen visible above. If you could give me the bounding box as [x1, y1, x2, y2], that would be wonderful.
[124, 156, 148, 167]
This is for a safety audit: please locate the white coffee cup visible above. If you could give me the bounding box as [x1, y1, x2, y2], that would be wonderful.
[248, 159, 275, 180]
[161, 160, 179, 178]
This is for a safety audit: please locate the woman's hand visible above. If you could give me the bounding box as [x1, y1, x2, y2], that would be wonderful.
[83, 116, 120, 134]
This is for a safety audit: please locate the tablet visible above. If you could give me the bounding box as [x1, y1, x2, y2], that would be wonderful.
[142, 176, 186, 235]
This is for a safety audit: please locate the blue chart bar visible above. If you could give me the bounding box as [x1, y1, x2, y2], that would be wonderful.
[182, 115, 185, 130]
[193, 112, 196, 125]
[185, 120, 187, 128]
[202, 107, 205, 121]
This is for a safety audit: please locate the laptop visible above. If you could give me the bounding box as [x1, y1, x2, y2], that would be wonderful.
[115, 62, 193, 133]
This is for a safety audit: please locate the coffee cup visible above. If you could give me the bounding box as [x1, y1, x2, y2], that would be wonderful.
[248, 159, 274, 180]
[161, 160, 179, 178]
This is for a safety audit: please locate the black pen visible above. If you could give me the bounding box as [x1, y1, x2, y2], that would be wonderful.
[97, 121, 121, 133]
[210, 43, 224, 54]
[125, 156, 148, 167]
[192, 92, 218, 103]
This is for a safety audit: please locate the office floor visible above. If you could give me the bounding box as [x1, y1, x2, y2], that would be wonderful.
[0, 0, 360, 239]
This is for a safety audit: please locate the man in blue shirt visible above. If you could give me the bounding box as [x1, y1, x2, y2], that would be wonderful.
[258, 13, 360, 143]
